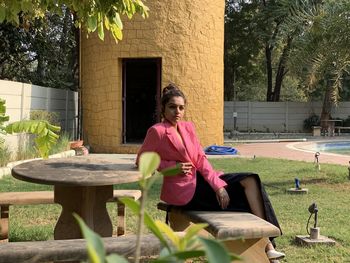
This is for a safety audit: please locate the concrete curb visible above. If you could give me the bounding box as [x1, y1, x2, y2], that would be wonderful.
[0, 150, 76, 179]
[224, 138, 308, 144]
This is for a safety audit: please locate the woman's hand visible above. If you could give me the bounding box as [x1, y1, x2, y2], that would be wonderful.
[216, 187, 230, 209]
[177, 162, 193, 175]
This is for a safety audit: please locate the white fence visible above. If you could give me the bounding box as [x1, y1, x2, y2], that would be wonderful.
[224, 101, 350, 132]
[0, 80, 78, 150]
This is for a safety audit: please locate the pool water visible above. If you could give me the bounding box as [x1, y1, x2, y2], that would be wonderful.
[316, 141, 350, 155]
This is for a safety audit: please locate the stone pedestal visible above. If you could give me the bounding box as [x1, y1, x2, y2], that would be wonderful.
[287, 188, 308, 194]
[295, 235, 336, 246]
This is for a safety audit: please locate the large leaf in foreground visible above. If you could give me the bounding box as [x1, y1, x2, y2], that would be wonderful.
[5, 120, 60, 158]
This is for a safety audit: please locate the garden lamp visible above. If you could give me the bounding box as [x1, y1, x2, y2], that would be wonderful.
[307, 202, 319, 239]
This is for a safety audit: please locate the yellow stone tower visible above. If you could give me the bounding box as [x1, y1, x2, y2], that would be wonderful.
[81, 0, 225, 153]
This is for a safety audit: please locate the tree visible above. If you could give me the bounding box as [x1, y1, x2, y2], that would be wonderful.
[224, 0, 266, 101]
[259, 0, 322, 101]
[290, 0, 350, 124]
[224, 0, 322, 102]
[0, 8, 79, 90]
[0, 0, 149, 42]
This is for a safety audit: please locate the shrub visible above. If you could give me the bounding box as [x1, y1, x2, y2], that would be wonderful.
[30, 110, 60, 126]
[0, 145, 12, 166]
[303, 114, 320, 131]
[48, 132, 71, 155]
[16, 137, 38, 161]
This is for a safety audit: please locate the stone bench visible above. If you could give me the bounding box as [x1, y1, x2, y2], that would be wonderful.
[0, 234, 160, 263]
[335, 126, 350, 135]
[0, 190, 141, 240]
[157, 202, 281, 263]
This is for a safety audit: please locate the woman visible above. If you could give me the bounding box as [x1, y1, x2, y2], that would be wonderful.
[136, 83, 285, 261]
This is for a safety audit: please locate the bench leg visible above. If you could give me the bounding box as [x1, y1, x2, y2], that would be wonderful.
[223, 237, 270, 263]
[117, 201, 125, 236]
[0, 205, 9, 240]
[168, 211, 190, 231]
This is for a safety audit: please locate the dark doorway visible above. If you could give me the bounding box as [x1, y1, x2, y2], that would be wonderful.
[122, 58, 161, 143]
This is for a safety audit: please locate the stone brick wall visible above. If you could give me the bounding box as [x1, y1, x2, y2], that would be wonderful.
[81, 0, 225, 153]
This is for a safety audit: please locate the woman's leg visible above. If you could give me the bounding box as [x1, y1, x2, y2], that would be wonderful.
[239, 176, 265, 218]
[239, 176, 274, 251]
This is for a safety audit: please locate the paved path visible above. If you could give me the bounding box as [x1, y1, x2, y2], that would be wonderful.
[231, 140, 350, 166]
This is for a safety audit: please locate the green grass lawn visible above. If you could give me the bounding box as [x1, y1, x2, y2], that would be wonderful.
[1, 157, 350, 262]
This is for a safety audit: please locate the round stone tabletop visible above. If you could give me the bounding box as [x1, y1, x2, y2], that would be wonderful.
[11, 154, 141, 186]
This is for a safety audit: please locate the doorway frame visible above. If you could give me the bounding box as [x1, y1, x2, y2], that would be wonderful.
[121, 57, 162, 144]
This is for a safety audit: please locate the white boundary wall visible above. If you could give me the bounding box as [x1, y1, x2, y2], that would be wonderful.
[0, 80, 78, 150]
[224, 101, 350, 132]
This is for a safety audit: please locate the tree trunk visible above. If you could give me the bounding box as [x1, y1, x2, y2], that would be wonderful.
[320, 79, 333, 127]
[272, 35, 293, 101]
[224, 57, 235, 101]
[265, 45, 274, 101]
[265, 23, 280, 102]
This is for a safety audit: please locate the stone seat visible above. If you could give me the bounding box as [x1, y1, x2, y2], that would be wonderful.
[0, 190, 141, 240]
[157, 202, 281, 263]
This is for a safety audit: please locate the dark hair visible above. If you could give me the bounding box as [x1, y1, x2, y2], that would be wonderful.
[161, 83, 187, 114]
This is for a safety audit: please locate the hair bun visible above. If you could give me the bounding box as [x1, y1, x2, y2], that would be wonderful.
[162, 83, 179, 95]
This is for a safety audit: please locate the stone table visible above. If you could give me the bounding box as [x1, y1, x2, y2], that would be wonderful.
[11, 154, 140, 240]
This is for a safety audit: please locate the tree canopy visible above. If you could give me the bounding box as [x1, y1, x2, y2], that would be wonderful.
[224, 0, 350, 105]
[0, 0, 149, 42]
[0, 0, 149, 90]
[0, 8, 78, 90]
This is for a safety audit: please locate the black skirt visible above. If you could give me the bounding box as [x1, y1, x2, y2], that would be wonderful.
[180, 172, 282, 241]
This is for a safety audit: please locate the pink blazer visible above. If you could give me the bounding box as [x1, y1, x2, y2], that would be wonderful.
[136, 121, 226, 205]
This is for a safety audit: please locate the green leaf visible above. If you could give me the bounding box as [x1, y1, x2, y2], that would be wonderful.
[111, 24, 123, 40]
[139, 152, 160, 178]
[144, 170, 162, 190]
[73, 213, 105, 263]
[119, 197, 170, 249]
[87, 15, 98, 32]
[155, 220, 180, 248]
[113, 13, 123, 29]
[160, 164, 182, 177]
[0, 7, 6, 23]
[21, 0, 33, 12]
[97, 18, 105, 40]
[183, 223, 208, 242]
[104, 17, 110, 30]
[197, 237, 232, 263]
[5, 120, 60, 158]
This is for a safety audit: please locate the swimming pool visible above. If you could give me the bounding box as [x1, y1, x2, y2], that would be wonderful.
[315, 141, 350, 155]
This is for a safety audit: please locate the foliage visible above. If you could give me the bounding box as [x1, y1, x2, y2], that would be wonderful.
[76, 152, 236, 263]
[0, 8, 78, 90]
[13, 131, 71, 161]
[15, 137, 38, 161]
[30, 110, 60, 126]
[5, 120, 60, 158]
[303, 113, 320, 131]
[224, 0, 322, 102]
[0, 144, 11, 166]
[0, 98, 60, 158]
[0, 0, 149, 42]
[289, 0, 350, 121]
[49, 132, 70, 154]
[1, 0, 149, 90]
